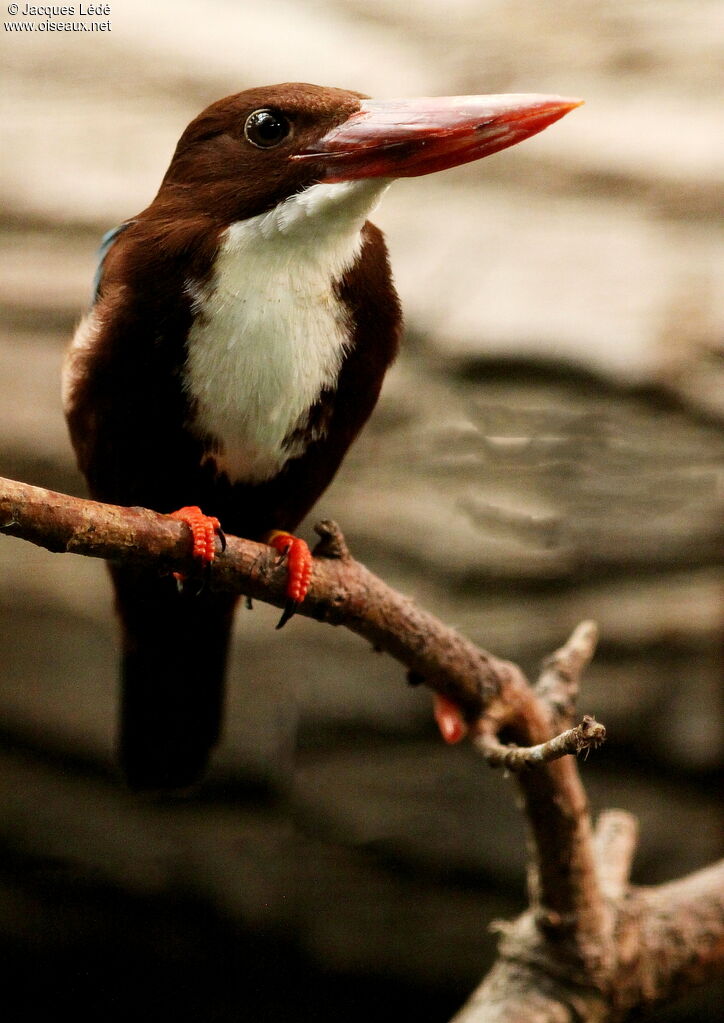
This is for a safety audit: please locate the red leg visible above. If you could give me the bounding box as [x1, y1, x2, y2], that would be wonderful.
[169, 506, 224, 584]
[433, 693, 468, 744]
[265, 530, 313, 628]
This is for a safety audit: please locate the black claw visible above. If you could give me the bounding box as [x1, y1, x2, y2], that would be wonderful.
[276, 600, 299, 630]
[175, 573, 205, 598]
[217, 527, 227, 553]
[245, 596, 254, 611]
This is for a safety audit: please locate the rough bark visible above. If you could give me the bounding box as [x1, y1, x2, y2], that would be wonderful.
[1, 474, 722, 1020]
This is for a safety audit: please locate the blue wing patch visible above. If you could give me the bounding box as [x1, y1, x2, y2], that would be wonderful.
[91, 221, 134, 304]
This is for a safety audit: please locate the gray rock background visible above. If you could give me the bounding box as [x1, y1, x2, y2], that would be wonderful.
[0, 2, 721, 1019]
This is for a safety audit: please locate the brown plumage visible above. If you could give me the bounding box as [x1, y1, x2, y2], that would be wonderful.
[65, 86, 400, 789]
[64, 82, 580, 789]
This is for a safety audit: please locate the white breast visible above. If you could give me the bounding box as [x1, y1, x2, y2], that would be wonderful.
[183, 178, 390, 484]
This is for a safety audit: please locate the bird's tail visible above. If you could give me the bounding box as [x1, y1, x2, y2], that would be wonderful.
[110, 565, 238, 791]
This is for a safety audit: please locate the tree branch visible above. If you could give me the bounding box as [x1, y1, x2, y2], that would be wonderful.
[535, 620, 599, 725]
[453, 858, 724, 1023]
[1, 473, 721, 1018]
[0, 475, 502, 721]
[593, 810, 639, 900]
[468, 622, 611, 974]
[475, 715, 606, 770]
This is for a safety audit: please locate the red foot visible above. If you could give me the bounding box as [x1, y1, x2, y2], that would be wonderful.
[265, 530, 313, 627]
[169, 506, 223, 579]
[433, 693, 468, 744]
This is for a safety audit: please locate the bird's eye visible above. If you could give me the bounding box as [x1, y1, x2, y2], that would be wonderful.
[244, 109, 291, 149]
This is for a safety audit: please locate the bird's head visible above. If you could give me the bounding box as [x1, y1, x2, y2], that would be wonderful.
[156, 82, 582, 225]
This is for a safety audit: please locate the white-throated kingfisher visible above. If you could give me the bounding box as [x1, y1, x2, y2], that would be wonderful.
[63, 83, 581, 790]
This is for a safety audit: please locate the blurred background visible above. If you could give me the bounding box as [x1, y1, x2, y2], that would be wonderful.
[0, 1, 722, 1019]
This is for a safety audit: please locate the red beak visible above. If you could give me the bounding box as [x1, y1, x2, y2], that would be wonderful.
[294, 94, 582, 182]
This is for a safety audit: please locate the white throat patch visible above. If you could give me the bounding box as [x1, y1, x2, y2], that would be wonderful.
[183, 178, 390, 484]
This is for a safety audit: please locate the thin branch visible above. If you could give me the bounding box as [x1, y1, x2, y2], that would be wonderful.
[535, 619, 599, 725]
[475, 715, 606, 770]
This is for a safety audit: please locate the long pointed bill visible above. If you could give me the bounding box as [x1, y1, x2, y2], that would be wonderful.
[293, 94, 582, 182]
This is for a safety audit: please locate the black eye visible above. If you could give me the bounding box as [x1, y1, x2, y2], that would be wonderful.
[244, 109, 291, 149]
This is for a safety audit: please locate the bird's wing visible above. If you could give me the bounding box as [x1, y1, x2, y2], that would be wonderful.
[91, 221, 135, 304]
